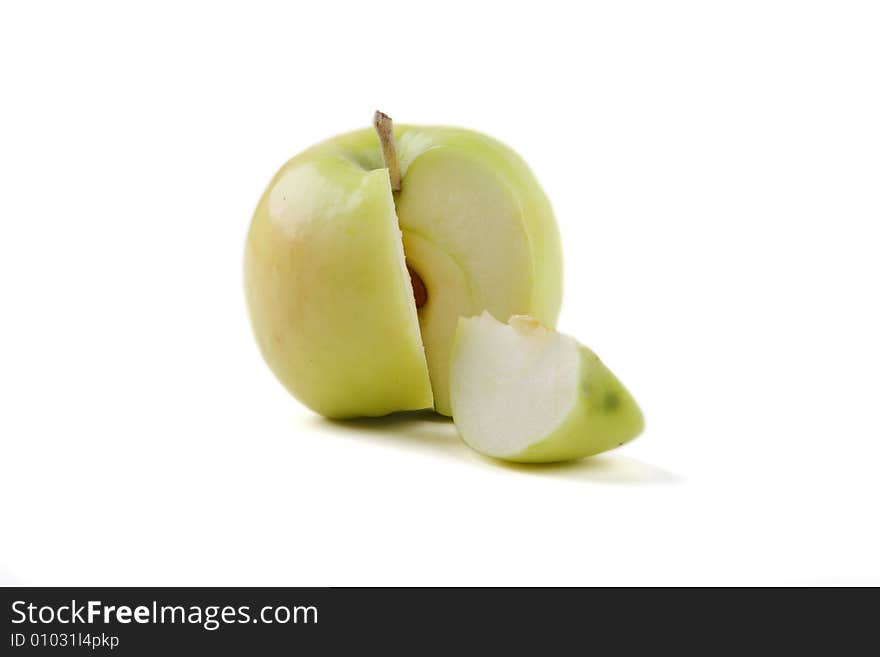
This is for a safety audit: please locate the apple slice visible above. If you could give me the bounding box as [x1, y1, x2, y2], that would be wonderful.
[450, 312, 644, 462]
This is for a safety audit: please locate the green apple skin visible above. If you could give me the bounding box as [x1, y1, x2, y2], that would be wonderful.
[245, 151, 432, 418]
[511, 346, 645, 463]
[245, 124, 563, 418]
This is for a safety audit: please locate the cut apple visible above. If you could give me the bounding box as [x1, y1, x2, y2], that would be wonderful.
[245, 113, 563, 418]
[449, 312, 644, 462]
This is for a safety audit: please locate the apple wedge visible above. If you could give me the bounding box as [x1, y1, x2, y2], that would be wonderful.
[449, 313, 644, 462]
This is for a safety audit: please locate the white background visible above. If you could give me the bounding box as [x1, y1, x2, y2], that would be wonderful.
[1, 1, 878, 586]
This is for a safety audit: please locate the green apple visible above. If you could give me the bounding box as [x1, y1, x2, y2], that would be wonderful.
[245, 113, 562, 417]
[449, 312, 644, 462]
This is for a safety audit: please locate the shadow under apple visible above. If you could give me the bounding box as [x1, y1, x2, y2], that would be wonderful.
[492, 454, 684, 485]
[312, 410, 465, 462]
[309, 411, 683, 485]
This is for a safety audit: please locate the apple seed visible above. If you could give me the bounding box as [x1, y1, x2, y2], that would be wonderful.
[407, 265, 428, 308]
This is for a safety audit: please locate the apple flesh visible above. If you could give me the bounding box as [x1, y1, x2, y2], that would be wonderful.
[395, 132, 562, 414]
[449, 312, 644, 462]
[245, 122, 562, 417]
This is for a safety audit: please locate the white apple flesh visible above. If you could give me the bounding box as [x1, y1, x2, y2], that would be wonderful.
[450, 312, 644, 462]
[397, 146, 548, 414]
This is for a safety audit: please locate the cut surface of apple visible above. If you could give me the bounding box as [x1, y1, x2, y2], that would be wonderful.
[450, 313, 644, 462]
[245, 117, 562, 418]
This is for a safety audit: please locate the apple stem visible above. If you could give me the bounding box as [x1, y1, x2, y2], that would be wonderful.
[373, 110, 402, 192]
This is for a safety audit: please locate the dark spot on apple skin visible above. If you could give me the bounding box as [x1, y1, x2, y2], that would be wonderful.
[583, 383, 621, 414]
[408, 265, 428, 309]
[603, 391, 620, 411]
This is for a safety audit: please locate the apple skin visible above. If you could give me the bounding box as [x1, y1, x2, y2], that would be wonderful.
[245, 153, 432, 418]
[245, 124, 563, 418]
[510, 345, 645, 463]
